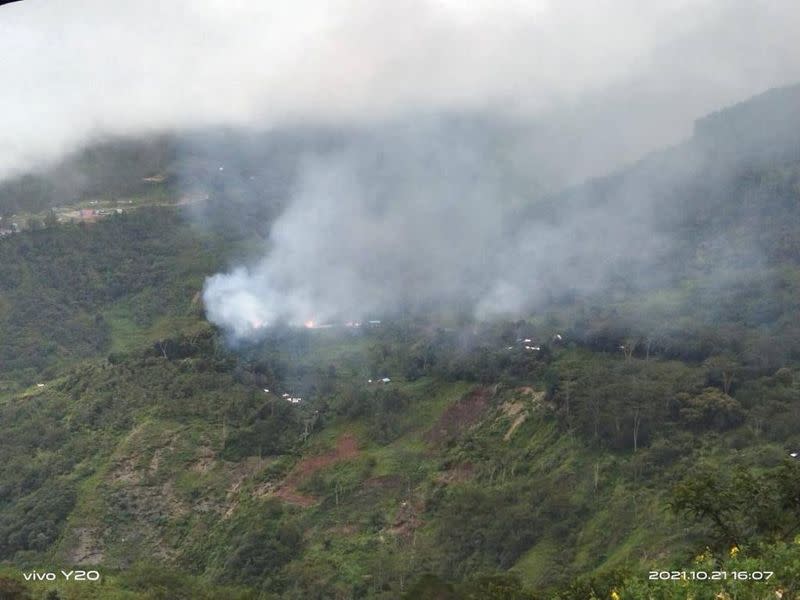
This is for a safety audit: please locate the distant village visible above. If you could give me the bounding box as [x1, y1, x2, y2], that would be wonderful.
[0, 172, 209, 238]
[63, 200, 130, 223]
[0, 199, 134, 236]
[265, 323, 564, 412]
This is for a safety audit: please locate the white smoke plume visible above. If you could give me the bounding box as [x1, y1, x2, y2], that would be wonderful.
[200, 116, 677, 336]
[3, 1, 800, 337]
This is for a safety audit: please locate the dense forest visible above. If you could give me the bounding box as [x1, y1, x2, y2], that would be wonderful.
[0, 86, 799, 599]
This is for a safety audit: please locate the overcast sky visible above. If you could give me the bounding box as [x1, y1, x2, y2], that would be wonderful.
[2, 0, 800, 180]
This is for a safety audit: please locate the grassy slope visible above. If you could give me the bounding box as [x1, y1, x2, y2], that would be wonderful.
[3, 331, 788, 598]
[1, 96, 799, 597]
[0, 204, 797, 597]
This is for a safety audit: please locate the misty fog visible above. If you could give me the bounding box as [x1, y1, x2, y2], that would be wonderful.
[3, 1, 800, 339]
[3, 0, 800, 179]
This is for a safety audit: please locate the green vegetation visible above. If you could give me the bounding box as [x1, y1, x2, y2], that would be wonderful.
[0, 208, 225, 384]
[1, 93, 800, 598]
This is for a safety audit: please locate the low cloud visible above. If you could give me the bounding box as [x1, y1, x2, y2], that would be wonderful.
[3, 1, 799, 336]
[2, 0, 799, 180]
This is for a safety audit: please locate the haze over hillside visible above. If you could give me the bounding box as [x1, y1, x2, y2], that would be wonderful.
[3, 0, 800, 345]
[2, 0, 800, 184]
[0, 85, 799, 598]
[3, 82, 800, 341]
[198, 83, 800, 338]
[3, 2, 800, 599]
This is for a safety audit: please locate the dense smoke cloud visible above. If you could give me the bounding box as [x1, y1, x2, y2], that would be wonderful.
[3, 1, 800, 336]
[202, 80, 800, 339]
[203, 119, 519, 334]
[201, 116, 679, 336]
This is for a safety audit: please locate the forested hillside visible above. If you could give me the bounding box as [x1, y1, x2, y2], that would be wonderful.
[0, 87, 799, 599]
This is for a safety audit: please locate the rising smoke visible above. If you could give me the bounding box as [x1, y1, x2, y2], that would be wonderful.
[202, 81, 800, 340]
[3, 1, 800, 339]
[200, 115, 676, 337]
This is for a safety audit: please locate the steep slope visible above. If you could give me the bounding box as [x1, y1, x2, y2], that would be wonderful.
[0, 85, 800, 599]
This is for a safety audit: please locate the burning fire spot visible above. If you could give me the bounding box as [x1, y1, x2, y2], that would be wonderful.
[250, 318, 266, 329]
[304, 320, 316, 329]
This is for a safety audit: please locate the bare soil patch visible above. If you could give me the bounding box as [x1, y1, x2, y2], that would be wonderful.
[271, 433, 360, 507]
[425, 387, 493, 444]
